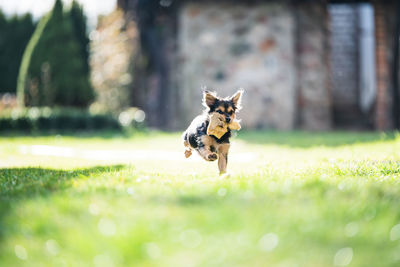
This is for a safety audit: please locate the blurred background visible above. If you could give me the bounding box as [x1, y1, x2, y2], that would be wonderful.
[2, 2, 400, 266]
[0, 0, 399, 133]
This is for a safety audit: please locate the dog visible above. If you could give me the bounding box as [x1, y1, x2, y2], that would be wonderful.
[182, 89, 243, 174]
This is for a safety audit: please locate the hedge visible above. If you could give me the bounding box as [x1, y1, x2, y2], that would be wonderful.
[0, 107, 123, 132]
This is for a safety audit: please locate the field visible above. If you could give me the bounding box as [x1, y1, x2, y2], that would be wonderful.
[1, 131, 400, 266]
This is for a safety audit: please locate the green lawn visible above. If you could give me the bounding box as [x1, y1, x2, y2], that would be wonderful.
[1, 131, 400, 266]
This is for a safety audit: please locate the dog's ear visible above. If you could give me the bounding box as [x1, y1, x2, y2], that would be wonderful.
[231, 89, 244, 110]
[203, 91, 218, 109]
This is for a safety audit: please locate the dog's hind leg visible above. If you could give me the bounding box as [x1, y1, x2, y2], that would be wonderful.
[184, 147, 192, 158]
[183, 139, 192, 158]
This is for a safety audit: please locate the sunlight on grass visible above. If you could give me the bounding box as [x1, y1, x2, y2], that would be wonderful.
[1, 131, 400, 266]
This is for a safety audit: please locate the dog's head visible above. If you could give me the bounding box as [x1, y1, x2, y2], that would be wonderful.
[203, 89, 243, 123]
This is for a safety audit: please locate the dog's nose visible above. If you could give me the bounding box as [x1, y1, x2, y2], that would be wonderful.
[226, 117, 231, 123]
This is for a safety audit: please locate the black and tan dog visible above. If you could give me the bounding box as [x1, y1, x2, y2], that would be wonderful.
[182, 90, 243, 174]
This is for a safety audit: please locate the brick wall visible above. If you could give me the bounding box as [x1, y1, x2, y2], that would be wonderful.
[373, 2, 395, 130]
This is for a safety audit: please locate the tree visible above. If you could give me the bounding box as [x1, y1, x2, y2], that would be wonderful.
[17, 0, 94, 107]
[0, 11, 35, 93]
[69, 0, 90, 75]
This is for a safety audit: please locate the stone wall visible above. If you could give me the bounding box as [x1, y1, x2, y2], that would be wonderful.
[179, 2, 297, 130]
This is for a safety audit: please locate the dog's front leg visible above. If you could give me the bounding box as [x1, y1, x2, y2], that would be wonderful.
[217, 143, 230, 175]
[197, 147, 218, 161]
[196, 135, 218, 161]
[218, 154, 228, 174]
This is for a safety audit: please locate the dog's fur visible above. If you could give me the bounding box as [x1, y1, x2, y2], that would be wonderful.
[182, 89, 243, 174]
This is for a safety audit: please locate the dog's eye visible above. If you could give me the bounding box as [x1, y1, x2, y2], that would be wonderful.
[228, 111, 233, 115]
[216, 110, 223, 114]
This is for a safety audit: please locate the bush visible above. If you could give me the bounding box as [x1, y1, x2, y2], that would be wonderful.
[0, 107, 123, 133]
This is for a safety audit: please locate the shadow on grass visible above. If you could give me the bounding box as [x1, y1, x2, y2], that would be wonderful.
[0, 165, 126, 242]
[237, 130, 397, 148]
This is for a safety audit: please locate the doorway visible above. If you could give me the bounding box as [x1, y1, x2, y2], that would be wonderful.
[329, 3, 376, 129]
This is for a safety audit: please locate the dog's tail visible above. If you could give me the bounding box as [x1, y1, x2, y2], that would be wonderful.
[182, 131, 192, 148]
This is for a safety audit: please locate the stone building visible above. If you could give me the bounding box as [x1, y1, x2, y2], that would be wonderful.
[116, 0, 399, 131]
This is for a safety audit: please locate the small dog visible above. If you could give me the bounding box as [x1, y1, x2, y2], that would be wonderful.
[182, 89, 243, 174]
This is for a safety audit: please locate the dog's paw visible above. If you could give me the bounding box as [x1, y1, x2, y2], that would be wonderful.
[184, 149, 192, 158]
[207, 153, 218, 161]
[219, 172, 231, 179]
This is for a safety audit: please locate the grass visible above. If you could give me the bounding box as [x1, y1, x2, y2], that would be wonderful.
[1, 130, 400, 266]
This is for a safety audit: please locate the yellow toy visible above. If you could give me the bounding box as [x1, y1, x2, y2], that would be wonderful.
[207, 113, 241, 139]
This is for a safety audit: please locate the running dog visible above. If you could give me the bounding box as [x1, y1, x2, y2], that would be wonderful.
[182, 89, 243, 174]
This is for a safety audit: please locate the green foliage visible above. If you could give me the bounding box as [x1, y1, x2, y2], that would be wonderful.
[0, 10, 35, 93]
[17, 0, 94, 108]
[69, 0, 90, 75]
[0, 132, 400, 266]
